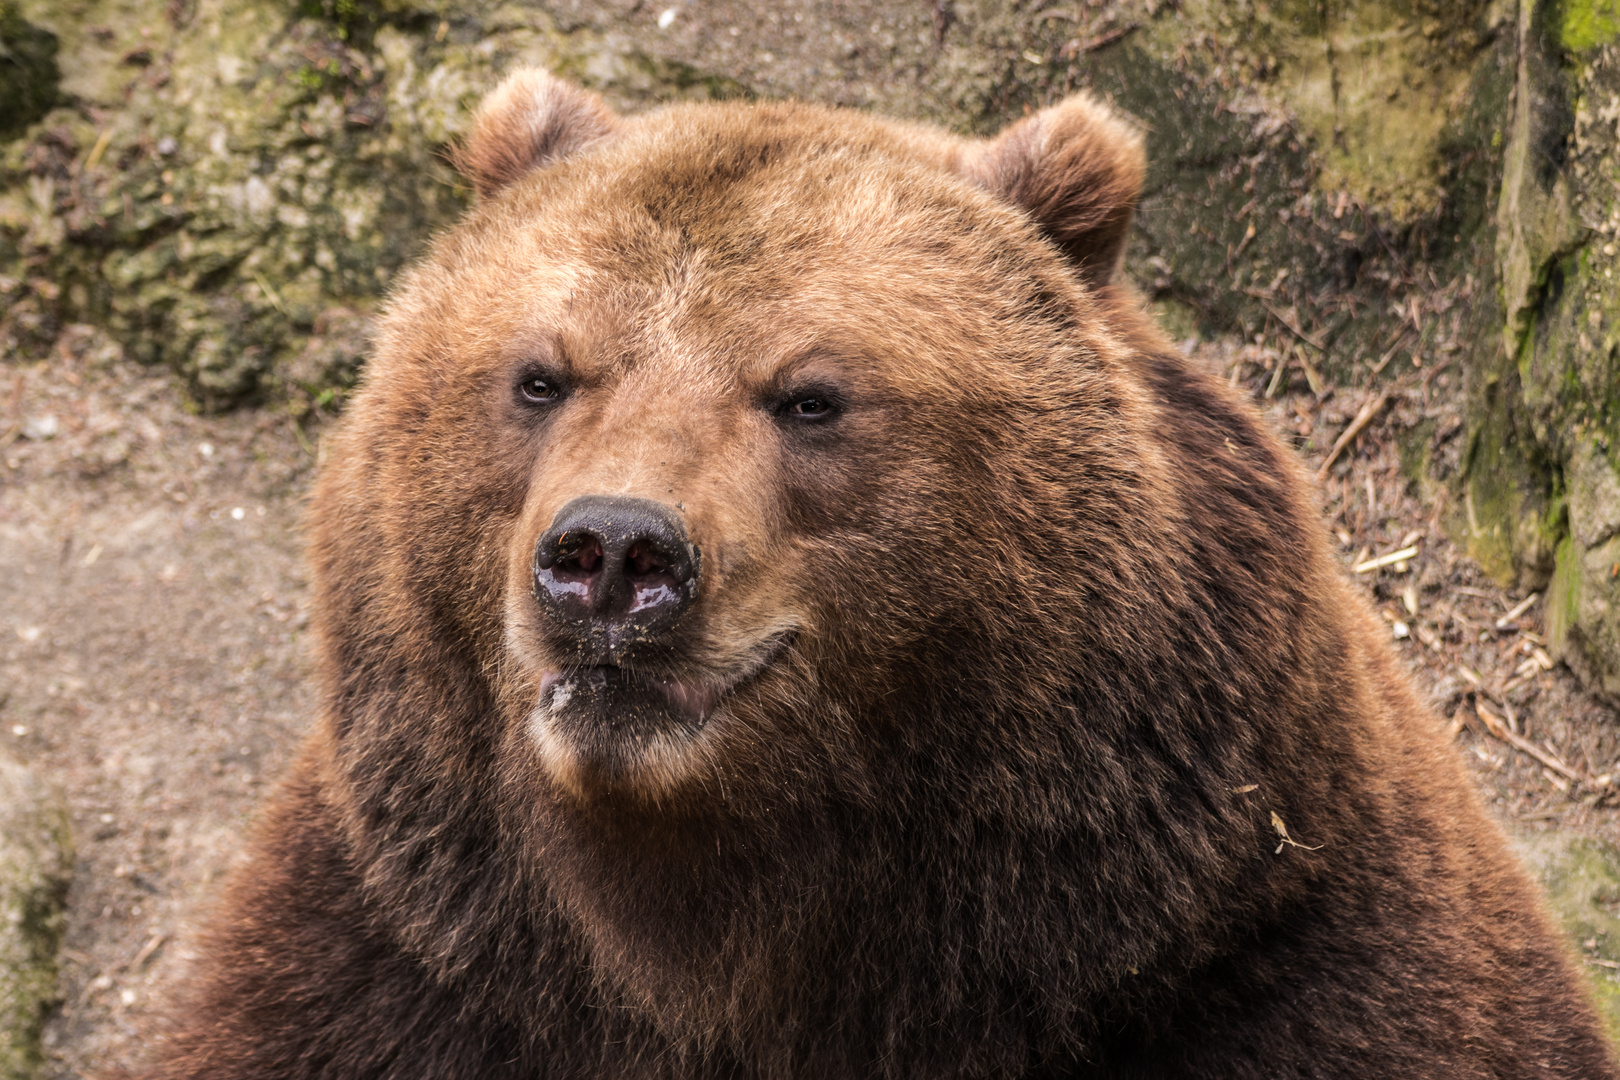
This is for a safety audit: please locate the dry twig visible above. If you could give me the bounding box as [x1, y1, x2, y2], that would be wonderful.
[1474, 700, 1592, 788]
[1261, 301, 1326, 350]
[1316, 389, 1391, 482]
[1495, 593, 1538, 631]
[1352, 545, 1419, 574]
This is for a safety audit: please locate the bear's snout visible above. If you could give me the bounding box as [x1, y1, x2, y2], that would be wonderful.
[533, 495, 700, 652]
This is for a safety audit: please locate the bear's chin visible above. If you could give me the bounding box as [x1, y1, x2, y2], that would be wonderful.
[527, 666, 722, 797]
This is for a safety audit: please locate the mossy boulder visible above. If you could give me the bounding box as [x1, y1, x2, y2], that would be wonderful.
[1465, 0, 1620, 699]
[1, 0, 1505, 405]
[0, 755, 70, 1080]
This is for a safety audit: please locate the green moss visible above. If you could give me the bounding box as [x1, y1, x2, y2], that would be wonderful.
[1145, 0, 1497, 224]
[0, 758, 70, 1080]
[1518, 833, 1620, 1042]
[1461, 372, 1561, 589]
[1563, 0, 1620, 53]
[1550, 530, 1584, 656]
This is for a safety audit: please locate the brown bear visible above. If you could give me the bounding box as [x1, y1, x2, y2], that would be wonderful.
[140, 69, 1618, 1078]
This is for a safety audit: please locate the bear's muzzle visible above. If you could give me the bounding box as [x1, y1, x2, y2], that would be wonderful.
[533, 494, 701, 659]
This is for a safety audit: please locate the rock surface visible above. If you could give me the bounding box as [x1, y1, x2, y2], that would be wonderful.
[0, 0, 1500, 402]
[1516, 830, 1620, 1044]
[0, 755, 70, 1080]
[1461, 0, 1620, 704]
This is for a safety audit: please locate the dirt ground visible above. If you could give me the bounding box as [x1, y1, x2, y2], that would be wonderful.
[3, 318, 1619, 1076]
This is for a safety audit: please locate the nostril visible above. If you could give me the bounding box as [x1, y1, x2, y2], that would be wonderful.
[624, 539, 671, 579]
[555, 533, 604, 576]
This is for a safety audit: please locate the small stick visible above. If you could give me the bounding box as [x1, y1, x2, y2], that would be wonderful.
[84, 127, 115, 170]
[1496, 593, 1539, 630]
[1368, 330, 1412, 377]
[1474, 700, 1589, 786]
[1059, 23, 1138, 57]
[1316, 388, 1390, 482]
[1352, 545, 1418, 574]
[1261, 301, 1326, 350]
[129, 932, 167, 972]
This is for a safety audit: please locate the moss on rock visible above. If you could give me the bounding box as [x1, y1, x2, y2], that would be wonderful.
[0, 755, 70, 1080]
[1472, 1, 1620, 700]
[1516, 830, 1620, 1041]
[1563, 0, 1620, 53]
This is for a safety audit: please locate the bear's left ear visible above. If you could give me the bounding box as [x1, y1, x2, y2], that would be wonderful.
[958, 95, 1146, 289]
[452, 68, 620, 200]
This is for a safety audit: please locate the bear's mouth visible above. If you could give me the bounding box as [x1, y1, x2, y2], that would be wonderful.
[526, 633, 794, 793]
[538, 666, 723, 724]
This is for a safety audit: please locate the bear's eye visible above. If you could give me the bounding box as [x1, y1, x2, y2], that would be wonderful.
[517, 374, 565, 406]
[776, 394, 838, 422]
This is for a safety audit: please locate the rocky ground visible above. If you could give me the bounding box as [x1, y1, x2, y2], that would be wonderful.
[3, 316, 1620, 1075]
[0, 325, 316, 1075]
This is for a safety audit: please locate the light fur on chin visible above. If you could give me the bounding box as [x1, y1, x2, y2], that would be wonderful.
[525, 687, 728, 800]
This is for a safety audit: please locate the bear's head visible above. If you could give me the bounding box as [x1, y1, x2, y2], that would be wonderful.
[309, 71, 1322, 1064]
[384, 71, 1155, 803]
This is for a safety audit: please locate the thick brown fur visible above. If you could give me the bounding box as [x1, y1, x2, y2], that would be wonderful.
[141, 70, 1619, 1079]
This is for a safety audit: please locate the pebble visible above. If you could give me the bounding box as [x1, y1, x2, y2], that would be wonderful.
[21, 415, 57, 441]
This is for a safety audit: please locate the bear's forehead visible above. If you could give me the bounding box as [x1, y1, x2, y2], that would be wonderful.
[467, 104, 1049, 290]
[387, 104, 1087, 394]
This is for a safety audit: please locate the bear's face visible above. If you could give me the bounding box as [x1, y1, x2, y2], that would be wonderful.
[350, 72, 1152, 812]
[303, 74, 1370, 1056]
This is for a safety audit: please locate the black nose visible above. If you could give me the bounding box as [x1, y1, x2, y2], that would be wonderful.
[534, 495, 700, 648]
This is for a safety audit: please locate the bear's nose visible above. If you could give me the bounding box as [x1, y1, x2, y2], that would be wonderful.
[533, 495, 700, 647]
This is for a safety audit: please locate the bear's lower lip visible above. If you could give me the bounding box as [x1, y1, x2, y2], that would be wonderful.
[527, 634, 794, 792]
[538, 665, 718, 722]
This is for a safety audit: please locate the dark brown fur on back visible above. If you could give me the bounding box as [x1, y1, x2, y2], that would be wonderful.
[140, 72, 1619, 1079]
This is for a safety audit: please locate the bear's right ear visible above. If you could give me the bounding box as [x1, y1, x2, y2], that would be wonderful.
[957, 95, 1146, 289]
[452, 69, 620, 200]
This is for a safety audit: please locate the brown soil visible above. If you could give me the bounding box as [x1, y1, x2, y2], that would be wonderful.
[1, 319, 1615, 1077]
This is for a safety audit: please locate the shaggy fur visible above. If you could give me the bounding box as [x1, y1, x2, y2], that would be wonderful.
[141, 70, 1618, 1079]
